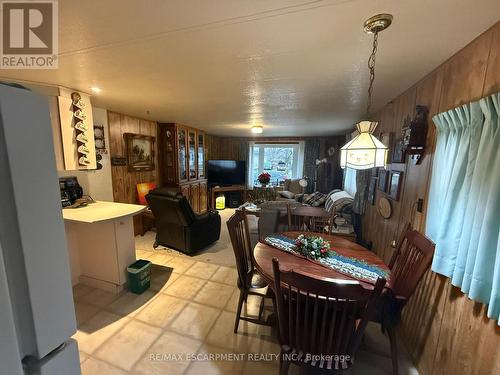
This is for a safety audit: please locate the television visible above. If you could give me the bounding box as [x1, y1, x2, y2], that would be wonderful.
[207, 160, 246, 186]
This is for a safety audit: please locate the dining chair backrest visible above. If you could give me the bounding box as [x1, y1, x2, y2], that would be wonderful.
[388, 224, 435, 300]
[287, 204, 335, 234]
[272, 258, 385, 370]
[227, 210, 254, 291]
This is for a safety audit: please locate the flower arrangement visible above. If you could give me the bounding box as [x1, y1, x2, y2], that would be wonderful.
[295, 234, 332, 260]
[257, 172, 271, 185]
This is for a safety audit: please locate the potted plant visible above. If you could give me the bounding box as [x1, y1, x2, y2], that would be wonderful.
[257, 172, 271, 186]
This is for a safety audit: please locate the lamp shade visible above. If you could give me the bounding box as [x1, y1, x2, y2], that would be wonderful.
[340, 121, 388, 169]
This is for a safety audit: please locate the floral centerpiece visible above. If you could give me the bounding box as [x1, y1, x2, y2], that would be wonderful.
[257, 172, 271, 185]
[295, 234, 332, 260]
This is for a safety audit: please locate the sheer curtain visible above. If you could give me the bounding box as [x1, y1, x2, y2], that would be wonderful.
[426, 92, 500, 323]
[247, 142, 256, 189]
[343, 167, 357, 197]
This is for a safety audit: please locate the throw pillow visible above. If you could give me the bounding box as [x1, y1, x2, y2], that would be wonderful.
[303, 192, 327, 207]
[278, 191, 295, 199]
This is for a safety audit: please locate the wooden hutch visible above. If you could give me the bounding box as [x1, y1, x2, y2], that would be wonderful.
[158, 123, 208, 213]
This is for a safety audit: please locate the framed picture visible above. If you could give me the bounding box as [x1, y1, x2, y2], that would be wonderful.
[392, 138, 406, 163]
[368, 177, 377, 205]
[380, 132, 394, 163]
[378, 169, 389, 192]
[124, 133, 155, 172]
[388, 171, 403, 200]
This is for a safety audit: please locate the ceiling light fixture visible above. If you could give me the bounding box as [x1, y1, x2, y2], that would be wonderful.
[251, 125, 263, 134]
[90, 86, 102, 93]
[340, 14, 392, 170]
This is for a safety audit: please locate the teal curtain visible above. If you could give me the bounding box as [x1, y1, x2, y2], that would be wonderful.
[426, 92, 500, 323]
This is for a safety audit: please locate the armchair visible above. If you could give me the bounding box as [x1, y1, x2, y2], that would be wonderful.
[146, 187, 221, 254]
[276, 178, 305, 202]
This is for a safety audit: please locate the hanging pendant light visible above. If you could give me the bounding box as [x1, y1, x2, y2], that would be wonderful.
[340, 14, 393, 170]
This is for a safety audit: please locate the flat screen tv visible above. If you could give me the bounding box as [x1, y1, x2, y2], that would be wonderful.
[207, 160, 246, 186]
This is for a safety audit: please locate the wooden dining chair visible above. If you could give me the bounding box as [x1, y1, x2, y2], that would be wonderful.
[272, 258, 386, 374]
[372, 224, 435, 375]
[227, 210, 275, 333]
[287, 204, 336, 234]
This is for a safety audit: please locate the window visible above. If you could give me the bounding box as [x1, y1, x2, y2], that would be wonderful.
[248, 142, 305, 187]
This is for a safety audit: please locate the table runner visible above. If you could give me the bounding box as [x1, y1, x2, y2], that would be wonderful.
[264, 233, 389, 284]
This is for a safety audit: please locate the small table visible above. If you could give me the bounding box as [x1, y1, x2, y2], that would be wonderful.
[210, 184, 246, 209]
[253, 231, 392, 290]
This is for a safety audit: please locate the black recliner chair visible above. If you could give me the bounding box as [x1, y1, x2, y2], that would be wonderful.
[146, 187, 221, 254]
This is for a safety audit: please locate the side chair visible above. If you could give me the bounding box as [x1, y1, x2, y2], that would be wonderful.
[372, 223, 435, 375]
[227, 210, 275, 333]
[272, 257, 386, 374]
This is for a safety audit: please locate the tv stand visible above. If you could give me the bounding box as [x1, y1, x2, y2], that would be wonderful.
[210, 184, 246, 209]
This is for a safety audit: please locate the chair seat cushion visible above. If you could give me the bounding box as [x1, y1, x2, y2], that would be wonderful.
[250, 271, 268, 289]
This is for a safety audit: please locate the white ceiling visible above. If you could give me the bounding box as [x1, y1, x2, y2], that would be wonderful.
[1, 0, 499, 136]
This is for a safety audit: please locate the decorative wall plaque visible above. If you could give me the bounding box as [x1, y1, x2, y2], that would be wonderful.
[377, 196, 392, 219]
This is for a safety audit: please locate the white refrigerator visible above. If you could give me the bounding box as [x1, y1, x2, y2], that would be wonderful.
[0, 83, 81, 375]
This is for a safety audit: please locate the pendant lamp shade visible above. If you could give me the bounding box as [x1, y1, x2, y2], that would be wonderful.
[340, 121, 388, 169]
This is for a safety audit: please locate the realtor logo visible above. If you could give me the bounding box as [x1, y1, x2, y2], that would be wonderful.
[1, 0, 58, 69]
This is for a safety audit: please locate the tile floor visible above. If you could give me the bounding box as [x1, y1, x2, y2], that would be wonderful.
[74, 240, 419, 375]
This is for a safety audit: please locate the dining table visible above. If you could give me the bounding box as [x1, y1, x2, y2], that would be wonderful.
[253, 231, 393, 291]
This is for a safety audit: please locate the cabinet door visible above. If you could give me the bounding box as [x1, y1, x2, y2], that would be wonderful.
[180, 184, 190, 200]
[197, 132, 205, 179]
[177, 127, 188, 182]
[188, 129, 197, 180]
[190, 182, 200, 213]
[199, 180, 207, 213]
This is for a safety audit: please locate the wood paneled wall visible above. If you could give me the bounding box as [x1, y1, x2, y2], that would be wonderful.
[205, 134, 249, 161]
[108, 111, 158, 232]
[362, 22, 500, 375]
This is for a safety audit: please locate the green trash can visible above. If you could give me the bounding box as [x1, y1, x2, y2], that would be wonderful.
[127, 259, 152, 294]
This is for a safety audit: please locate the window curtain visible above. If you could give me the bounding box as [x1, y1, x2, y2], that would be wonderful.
[247, 142, 256, 189]
[342, 130, 358, 198]
[353, 169, 370, 215]
[426, 92, 500, 323]
[304, 138, 319, 193]
[343, 167, 357, 197]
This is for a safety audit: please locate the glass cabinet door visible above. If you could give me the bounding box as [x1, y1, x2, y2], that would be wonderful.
[197, 132, 205, 179]
[177, 127, 187, 181]
[188, 129, 197, 180]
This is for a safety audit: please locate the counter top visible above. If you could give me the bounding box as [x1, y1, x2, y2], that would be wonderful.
[62, 201, 146, 223]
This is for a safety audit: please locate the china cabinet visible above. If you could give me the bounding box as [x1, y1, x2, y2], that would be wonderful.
[158, 123, 207, 213]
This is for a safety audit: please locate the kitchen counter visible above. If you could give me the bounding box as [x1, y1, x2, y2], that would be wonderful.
[63, 201, 146, 292]
[62, 201, 145, 223]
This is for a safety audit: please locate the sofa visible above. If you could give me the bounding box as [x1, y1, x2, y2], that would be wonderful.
[274, 187, 355, 228]
[146, 187, 221, 254]
[254, 192, 356, 243]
